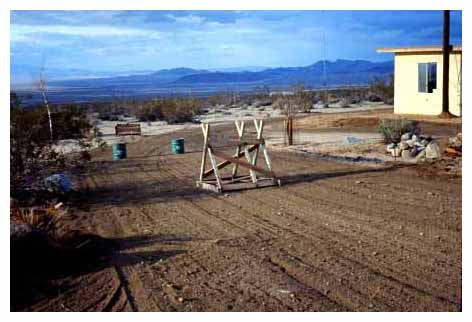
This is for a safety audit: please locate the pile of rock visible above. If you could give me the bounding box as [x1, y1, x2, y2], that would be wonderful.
[386, 132, 441, 160]
[446, 132, 462, 157]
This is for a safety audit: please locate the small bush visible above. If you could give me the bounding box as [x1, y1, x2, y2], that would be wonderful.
[128, 97, 203, 124]
[369, 74, 394, 104]
[10, 92, 92, 187]
[378, 119, 419, 143]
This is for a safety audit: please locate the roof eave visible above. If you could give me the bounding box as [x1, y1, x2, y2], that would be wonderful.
[377, 46, 462, 54]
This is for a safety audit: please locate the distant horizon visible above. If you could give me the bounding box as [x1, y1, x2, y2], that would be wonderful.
[11, 10, 461, 78]
[11, 57, 396, 86]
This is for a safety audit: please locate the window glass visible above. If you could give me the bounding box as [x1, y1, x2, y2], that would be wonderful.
[418, 62, 437, 93]
[427, 63, 437, 93]
[418, 63, 427, 93]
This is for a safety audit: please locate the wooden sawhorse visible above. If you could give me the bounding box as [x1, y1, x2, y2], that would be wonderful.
[196, 119, 281, 193]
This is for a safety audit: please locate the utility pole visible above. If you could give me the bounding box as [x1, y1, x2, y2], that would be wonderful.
[440, 10, 453, 118]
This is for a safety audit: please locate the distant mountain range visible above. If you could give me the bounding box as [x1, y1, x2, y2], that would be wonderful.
[11, 60, 393, 88]
[10, 65, 158, 86]
[11, 60, 393, 104]
[10, 65, 266, 86]
[173, 60, 394, 86]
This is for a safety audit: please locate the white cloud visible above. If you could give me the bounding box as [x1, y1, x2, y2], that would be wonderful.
[166, 14, 205, 24]
[10, 24, 162, 41]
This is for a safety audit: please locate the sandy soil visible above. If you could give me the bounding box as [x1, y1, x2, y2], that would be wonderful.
[16, 118, 461, 312]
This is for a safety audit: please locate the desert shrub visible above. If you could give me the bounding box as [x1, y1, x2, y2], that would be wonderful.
[272, 84, 314, 114]
[369, 74, 394, 104]
[50, 104, 92, 140]
[272, 96, 292, 115]
[11, 199, 65, 231]
[135, 103, 163, 122]
[136, 98, 203, 124]
[161, 98, 202, 124]
[206, 93, 235, 106]
[292, 84, 313, 112]
[378, 119, 419, 143]
[11, 97, 50, 181]
[10, 93, 92, 186]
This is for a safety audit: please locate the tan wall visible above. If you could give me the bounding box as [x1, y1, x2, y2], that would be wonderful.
[393, 52, 462, 116]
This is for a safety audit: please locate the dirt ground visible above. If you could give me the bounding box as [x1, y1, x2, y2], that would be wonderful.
[15, 113, 462, 312]
[265, 109, 462, 165]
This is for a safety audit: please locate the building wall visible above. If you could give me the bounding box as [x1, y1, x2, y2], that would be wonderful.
[394, 52, 462, 116]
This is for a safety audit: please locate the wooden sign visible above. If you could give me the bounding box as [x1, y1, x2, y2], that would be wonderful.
[115, 123, 141, 136]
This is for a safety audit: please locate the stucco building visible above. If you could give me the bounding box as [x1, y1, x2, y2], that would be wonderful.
[377, 46, 462, 116]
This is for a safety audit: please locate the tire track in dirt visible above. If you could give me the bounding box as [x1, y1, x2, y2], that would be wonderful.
[232, 182, 460, 308]
[149, 154, 390, 310]
[137, 138, 460, 310]
[54, 121, 461, 312]
[136, 154, 349, 310]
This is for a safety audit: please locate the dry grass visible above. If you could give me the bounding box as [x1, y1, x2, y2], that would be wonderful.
[11, 199, 66, 232]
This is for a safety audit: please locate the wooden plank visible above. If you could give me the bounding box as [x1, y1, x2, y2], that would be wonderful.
[207, 147, 223, 191]
[232, 120, 245, 178]
[232, 144, 241, 178]
[252, 119, 264, 167]
[243, 144, 257, 183]
[235, 120, 245, 137]
[199, 123, 209, 181]
[260, 143, 273, 171]
[196, 181, 221, 193]
[211, 149, 276, 178]
[227, 139, 265, 146]
[203, 144, 259, 178]
[198, 178, 277, 193]
[215, 179, 278, 192]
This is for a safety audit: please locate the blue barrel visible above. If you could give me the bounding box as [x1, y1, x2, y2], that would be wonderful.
[171, 138, 185, 154]
[112, 143, 127, 160]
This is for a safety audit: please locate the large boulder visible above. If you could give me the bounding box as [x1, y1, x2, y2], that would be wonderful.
[425, 141, 441, 159]
[401, 149, 412, 159]
[398, 141, 410, 151]
[401, 132, 412, 141]
[391, 147, 401, 157]
[386, 143, 396, 153]
[449, 132, 462, 149]
[410, 146, 425, 157]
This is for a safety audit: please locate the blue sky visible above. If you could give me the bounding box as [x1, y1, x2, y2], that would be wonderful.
[10, 10, 462, 72]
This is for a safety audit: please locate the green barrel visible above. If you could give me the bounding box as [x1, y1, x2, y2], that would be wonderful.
[171, 138, 185, 154]
[112, 143, 127, 160]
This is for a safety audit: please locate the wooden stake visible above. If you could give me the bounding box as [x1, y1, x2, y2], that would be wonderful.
[232, 120, 245, 178]
[207, 146, 222, 192]
[253, 119, 264, 166]
[199, 123, 209, 181]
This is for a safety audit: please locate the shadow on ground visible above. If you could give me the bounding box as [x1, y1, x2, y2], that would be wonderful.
[73, 163, 404, 207]
[11, 231, 188, 311]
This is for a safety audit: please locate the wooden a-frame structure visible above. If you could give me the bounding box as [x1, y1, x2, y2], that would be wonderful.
[196, 119, 281, 193]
